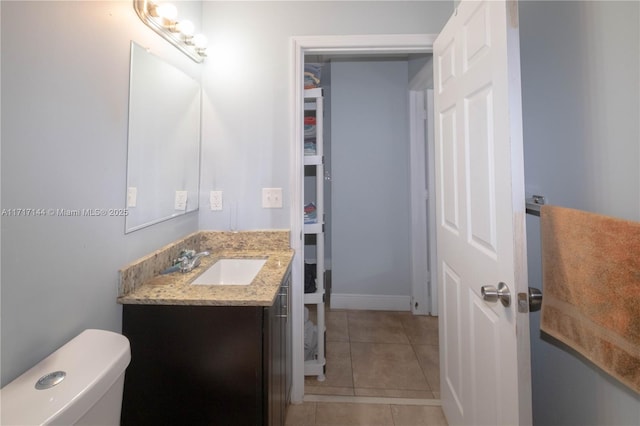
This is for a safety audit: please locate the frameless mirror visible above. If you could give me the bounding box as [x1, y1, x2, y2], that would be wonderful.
[125, 42, 201, 233]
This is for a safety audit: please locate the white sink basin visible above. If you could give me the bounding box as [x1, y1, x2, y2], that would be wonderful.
[191, 258, 267, 285]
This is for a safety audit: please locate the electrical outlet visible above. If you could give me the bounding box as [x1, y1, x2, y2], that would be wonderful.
[210, 191, 223, 211]
[262, 188, 283, 208]
[174, 190, 188, 211]
[127, 187, 137, 208]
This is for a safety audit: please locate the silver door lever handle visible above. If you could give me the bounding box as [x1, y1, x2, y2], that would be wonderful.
[481, 282, 511, 307]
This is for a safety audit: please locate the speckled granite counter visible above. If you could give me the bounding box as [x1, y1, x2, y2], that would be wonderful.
[117, 230, 293, 306]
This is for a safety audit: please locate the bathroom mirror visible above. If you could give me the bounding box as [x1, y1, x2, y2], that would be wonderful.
[125, 42, 201, 233]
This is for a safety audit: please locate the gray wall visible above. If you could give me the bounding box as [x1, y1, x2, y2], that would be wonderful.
[0, 1, 201, 386]
[331, 59, 412, 298]
[519, 1, 640, 424]
[197, 1, 453, 230]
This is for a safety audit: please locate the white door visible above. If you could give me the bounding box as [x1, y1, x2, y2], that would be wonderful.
[433, 1, 531, 425]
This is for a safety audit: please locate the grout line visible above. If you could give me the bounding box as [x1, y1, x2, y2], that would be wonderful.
[304, 394, 442, 406]
[347, 310, 355, 390]
[411, 337, 434, 392]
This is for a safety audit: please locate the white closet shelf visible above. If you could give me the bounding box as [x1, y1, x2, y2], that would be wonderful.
[304, 359, 326, 378]
[304, 87, 323, 98]
[304, 223, 323, 234]
[304, 155, 322, 166]
[304, 289, 325, 304]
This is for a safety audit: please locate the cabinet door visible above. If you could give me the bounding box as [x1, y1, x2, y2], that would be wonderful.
[121, 305, 264, 425]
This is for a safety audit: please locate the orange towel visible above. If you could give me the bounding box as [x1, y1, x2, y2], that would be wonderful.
[540, 205, 640, 393]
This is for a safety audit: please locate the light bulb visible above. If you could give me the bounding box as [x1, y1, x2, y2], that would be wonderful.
[156, 3, 177, 22]
[147, 1, 160, 17]
[176, 20, 195, 37]
[193, 34, 208, 49]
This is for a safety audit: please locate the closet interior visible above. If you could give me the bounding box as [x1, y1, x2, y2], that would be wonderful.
[301, 54, 437, 389]
[303, 61, 328, 381]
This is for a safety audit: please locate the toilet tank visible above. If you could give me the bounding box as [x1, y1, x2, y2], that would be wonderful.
[0, 329, 131, 425]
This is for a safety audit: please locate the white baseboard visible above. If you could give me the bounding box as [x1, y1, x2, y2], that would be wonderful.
[330, 293, 411, 311]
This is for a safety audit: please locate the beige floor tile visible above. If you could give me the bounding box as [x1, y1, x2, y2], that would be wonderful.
[390, 405, 448, 426]
[354, 387, 435, 399]
[326, 310, 349, 342]
[286, 402, 316, 426]
[401, 315, 439, 345]
[305, 341, 353, 389]
[351, 342, 430, 391]
[348, 310, 410, 344]
[315, 402, 394, 426]
[306, 309, 443, 408]
[413, 344, 440, 392]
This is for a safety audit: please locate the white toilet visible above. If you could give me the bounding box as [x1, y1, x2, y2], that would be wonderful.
[0, 329, 131, 425]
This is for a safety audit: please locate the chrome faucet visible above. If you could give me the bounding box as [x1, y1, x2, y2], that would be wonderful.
[179, 251, 210, 273]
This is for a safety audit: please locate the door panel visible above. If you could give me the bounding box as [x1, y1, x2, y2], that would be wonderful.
[441, 262, 464, 414]
[434, 1, 531, 425]
[439, 106, 460, 233]
[463, 3, 491, 71]
[466, 85, 497, 256]
[470, 293, 499, 425]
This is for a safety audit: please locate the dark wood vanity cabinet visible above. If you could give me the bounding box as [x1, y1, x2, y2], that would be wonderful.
[120, 274, 291, 426]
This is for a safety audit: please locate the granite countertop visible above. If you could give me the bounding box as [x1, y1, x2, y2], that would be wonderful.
[118, 249, 293, 306]
[117, 231, 293, 307]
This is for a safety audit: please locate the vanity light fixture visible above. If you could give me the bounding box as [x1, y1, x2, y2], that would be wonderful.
[133, 0, 207, 63]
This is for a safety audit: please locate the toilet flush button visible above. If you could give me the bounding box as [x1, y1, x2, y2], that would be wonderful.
[35, 371, 66, 390]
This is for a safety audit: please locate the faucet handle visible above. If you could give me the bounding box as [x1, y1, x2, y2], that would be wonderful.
[172, 255, 189, 266]
[178, 256, 192, 273]
[179, 249, 196, 259]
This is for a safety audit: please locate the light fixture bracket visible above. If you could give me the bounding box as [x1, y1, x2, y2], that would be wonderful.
[133, 0, 204, 63]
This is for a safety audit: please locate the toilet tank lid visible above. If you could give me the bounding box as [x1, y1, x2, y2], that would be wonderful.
[0, 329, 131, 426]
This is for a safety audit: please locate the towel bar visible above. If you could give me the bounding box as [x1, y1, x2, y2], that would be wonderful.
[526, 195, 545, 216]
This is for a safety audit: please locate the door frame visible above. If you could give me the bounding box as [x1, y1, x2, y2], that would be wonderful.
[409, 88, 438, 315]
[289, 34, 437, 403]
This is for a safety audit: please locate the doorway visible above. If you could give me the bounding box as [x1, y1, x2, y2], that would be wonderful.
[289, 34, 437, 403]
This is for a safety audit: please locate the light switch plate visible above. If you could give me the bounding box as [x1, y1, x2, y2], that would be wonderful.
[210, 191, 223, 211]
[174, 190, 188, 211]
[127, 187, 137, 208]
[262, 188, 283, 208]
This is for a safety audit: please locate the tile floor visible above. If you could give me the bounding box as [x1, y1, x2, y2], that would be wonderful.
[285, 400, 448, 426]
[286, 309, 447, 426]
